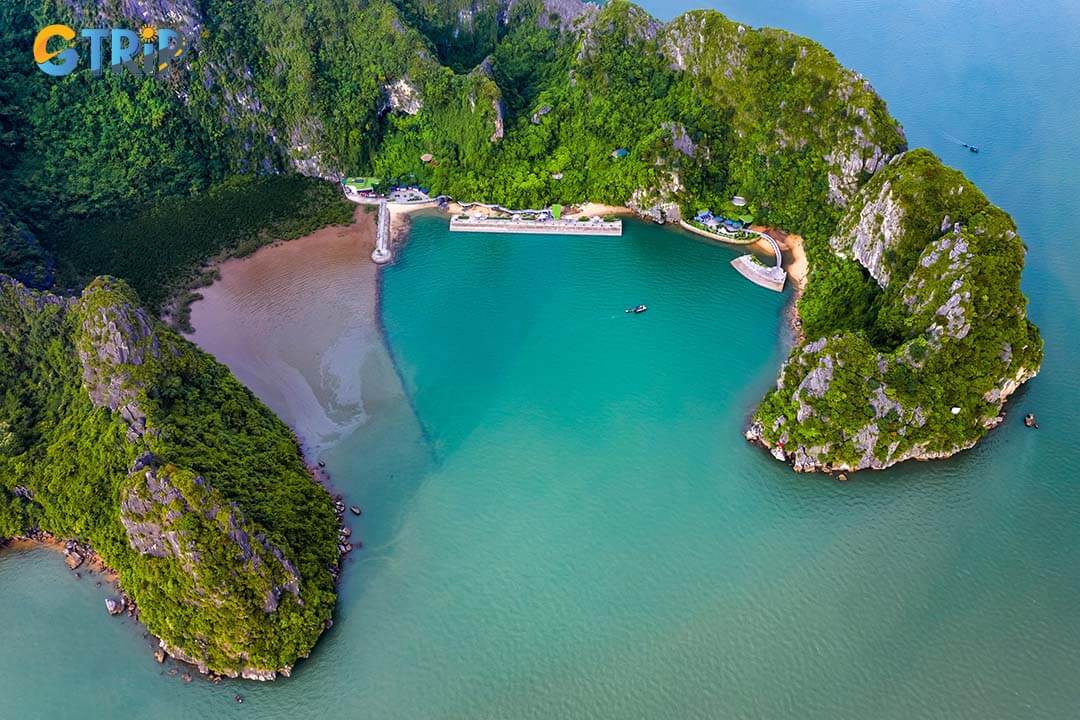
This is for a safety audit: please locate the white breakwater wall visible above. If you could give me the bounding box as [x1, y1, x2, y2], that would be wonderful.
[730, 256, 786, 292]
[449, 217, 622, 236]
[372, 201, 392, 264]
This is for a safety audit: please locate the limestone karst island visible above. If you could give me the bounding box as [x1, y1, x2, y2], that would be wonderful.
[3, 0, 1073, 717]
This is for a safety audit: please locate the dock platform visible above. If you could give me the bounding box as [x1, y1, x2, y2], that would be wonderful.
[449, 216, 622, 237]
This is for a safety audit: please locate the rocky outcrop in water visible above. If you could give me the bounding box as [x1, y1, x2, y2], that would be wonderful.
[0, 275, 340, 679]
[750, 150, 1042, 473]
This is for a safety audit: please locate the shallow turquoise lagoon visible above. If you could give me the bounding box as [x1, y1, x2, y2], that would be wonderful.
[4, 0, 1080, 717]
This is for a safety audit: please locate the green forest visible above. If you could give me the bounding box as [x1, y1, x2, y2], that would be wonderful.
[0, 0, 1041, 675]
[753, 150, 1042, 470]
[1, 276, 340, 675]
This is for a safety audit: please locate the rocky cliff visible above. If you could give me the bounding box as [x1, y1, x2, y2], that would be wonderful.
[748, 150, 1042, 472]
[659, 11, 905, 219]
[0, 275, 340, 678]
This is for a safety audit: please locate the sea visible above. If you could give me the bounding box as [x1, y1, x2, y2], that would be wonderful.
[2, 1, 1078, 717]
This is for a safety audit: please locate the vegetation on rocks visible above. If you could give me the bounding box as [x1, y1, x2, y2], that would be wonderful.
[0, 0, 1043, 678]
[0, 202, 52, 289]
[2, 0, 903, 233]
[750, 150, 1042, 471]
[0, 276, 340, 677]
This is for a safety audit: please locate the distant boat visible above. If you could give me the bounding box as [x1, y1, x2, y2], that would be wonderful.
[941, 131, 980, 154]
[625, 305, 648, 314]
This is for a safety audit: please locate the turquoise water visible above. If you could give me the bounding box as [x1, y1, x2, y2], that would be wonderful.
[4, 1, 1080, 718]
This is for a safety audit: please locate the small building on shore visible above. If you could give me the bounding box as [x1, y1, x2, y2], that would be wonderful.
[342, 177, 381, 198]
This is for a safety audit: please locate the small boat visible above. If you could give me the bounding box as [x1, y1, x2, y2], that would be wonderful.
[625, 305, 648, 314]
[967, 145, 980, 154]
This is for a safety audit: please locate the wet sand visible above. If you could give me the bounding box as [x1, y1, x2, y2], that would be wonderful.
[753, 228, 808, 292]
[186, 206, 405, 455]
[567, 202, 631, 218]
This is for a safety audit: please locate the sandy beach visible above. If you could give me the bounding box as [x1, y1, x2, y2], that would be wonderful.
[183, 201, 809, 457]
[185, 206, 407, 456]
[753, 227, 808, 293]
[566, 202, 632, 218]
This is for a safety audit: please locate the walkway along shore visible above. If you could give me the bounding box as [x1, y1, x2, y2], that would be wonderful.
[341, 183, 806, 297]
[449, 214, 622, 236]
[342, 183, 439, 264]
[679, 220, 788, 292]
[372, 202, 392, 264]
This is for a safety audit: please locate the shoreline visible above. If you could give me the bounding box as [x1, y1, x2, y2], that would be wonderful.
[1, 534, 119, 583]
[754, 227, 808, 344]
[184, 205, 380, 461]
[2, 195, 818, 681]
[437, 199, 809, 337]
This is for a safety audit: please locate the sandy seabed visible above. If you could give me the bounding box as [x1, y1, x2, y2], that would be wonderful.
[185, 206, 404, 455]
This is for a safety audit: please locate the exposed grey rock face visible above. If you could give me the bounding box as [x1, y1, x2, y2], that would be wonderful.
[385, 78, 423, 116]
[490, 98, 506, 142]
[120, 468, 196, 565]
[577, 2, 659, 63]
[531, 104, 553, 124]
[628, 170, 683, 224]
[533, 0, 596, 28]
[870, 385, 904, 420]
[120, 461, 303, 620]
[65, 0, 203, 37]
[468, 58, 506, 143]
[77, 283, 161, 442]
[288, 119, 337, 181]
[829, 179, 905, 286]
[792, 353, 834, 422]
[1, 276, 72, 317]
[661, 12, 747, 75]
[664, 122, 698, 158]
[983, 365, 1039, 405]
[823, 110, 895, 207]
[799, 355, 835, 399]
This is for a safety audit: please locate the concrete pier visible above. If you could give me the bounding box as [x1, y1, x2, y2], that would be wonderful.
[678, 220, 787, 292]
[730, 233, 786, 292]
[449, 215, 622, 236]
[372, 201, 392, 264]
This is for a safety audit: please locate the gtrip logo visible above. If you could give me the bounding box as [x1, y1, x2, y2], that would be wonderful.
[33, 24, 190, 77]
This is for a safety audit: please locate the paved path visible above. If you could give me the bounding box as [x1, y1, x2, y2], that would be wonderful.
[678, 220, 787, 292]
[372, 201, 392, 264]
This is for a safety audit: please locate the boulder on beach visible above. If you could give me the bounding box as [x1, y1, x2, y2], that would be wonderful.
[65, 552, 84, 570]
[154, 647, 167, 664]
[105, 597, 125, 616]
